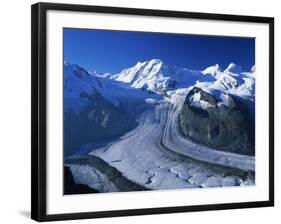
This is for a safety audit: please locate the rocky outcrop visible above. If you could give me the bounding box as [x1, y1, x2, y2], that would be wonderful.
[179, 87, 255, 156]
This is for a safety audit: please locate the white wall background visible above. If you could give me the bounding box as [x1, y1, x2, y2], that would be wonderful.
[0, 0, 279, 223]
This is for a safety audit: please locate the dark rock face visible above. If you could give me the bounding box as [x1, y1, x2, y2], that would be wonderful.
[179, 87, 255, 156]
[64, 166, 99, 194]
[64, 91, 137, 157]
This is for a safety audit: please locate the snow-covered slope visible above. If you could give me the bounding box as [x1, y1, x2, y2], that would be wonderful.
[64, 61, 130, 112]
[64, 62, 103, 113]
[64, 61, 160, 113]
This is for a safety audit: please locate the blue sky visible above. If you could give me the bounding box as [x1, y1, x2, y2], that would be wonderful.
[64, 28, 255, 74]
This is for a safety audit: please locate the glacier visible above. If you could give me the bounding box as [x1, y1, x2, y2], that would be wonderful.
[64, 59, 255, 193]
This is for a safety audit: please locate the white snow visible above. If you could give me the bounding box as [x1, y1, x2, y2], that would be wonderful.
[224, 63, 244, 74]
[189, 91, 215, 109]
[202, 64, 220, 78]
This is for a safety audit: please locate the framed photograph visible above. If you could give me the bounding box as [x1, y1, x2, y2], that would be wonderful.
[31, 2, 274, 222]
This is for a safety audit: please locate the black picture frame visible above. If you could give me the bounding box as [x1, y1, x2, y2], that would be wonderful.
[31, 2, 274, 222]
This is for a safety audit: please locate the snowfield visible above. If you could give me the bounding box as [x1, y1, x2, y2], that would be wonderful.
[64, 59, 255, 193]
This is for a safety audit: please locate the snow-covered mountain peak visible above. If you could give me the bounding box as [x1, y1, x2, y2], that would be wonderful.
[146, 58, 163, 65]
[250, 65, 256, 73]
[202, 64, 220, 77]
[224, 63, 244, 74]
[131, 58, 163, 70]
[136, 58, 164, 72]
[114, 58, 164, 86]
[113, 59, 217, 93]
[196, 62, 255, 101]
